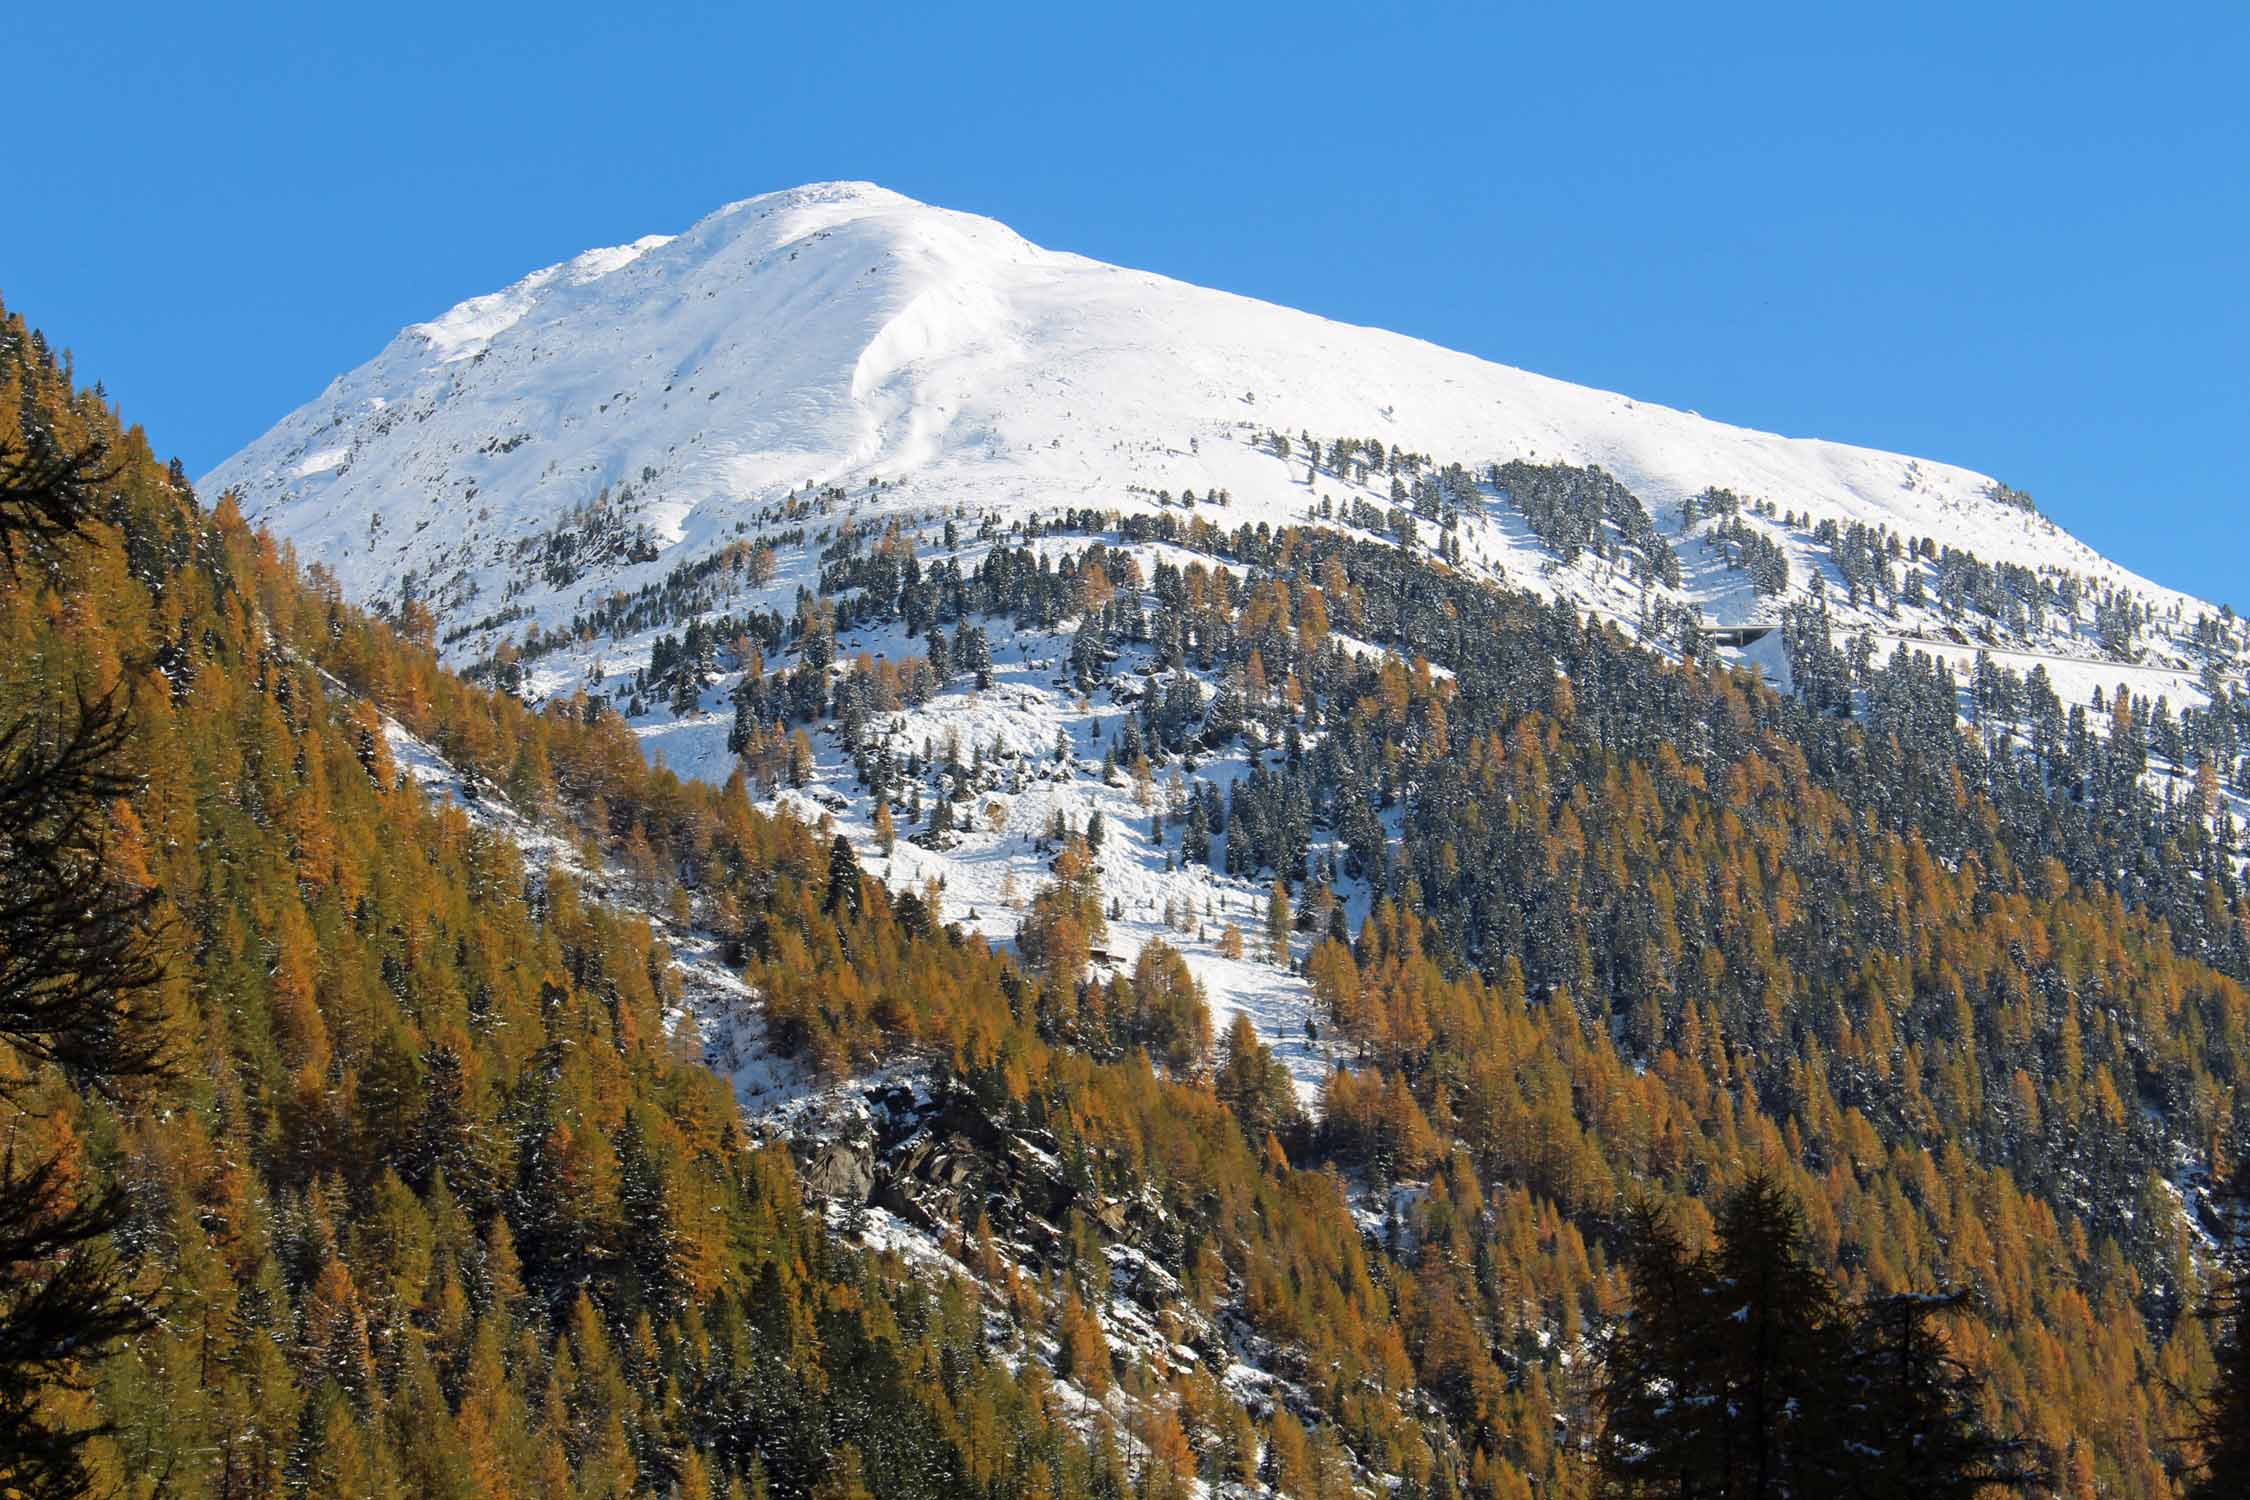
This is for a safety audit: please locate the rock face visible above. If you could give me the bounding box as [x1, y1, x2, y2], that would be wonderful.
[799, 1139, 874, 1205]
[787, 1079, 1146, 1267]
[779, 1074, 1248, 1398]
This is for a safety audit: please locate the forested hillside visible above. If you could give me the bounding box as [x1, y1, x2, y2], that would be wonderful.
[736, 501, 2250, 1493]
[0, 298, 1263, 1499]
[5, 288, 2250, 1500]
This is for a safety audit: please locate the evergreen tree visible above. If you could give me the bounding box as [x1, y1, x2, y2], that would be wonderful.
[1598, 1200, 1719, 1499]
[0, 436, 168, 1500]
[1599, 1178, 2037, 1500]
[1705, 1173, 1849, 1499]
[1846, 1291, 2041, 1499]
[824, 834, 862, 920]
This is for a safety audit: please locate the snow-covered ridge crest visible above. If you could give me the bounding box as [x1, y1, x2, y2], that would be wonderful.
[402, 181, 1024, 368]
[408, 235, 675, 363]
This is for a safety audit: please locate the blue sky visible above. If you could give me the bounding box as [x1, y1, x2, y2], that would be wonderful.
[10, 3, 2244, 605]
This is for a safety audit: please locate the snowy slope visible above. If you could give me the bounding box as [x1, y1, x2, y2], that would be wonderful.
[205, 181, 2222, 656]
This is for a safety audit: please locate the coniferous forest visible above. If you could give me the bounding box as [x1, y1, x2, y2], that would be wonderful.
[5, 284, 2250, 1500]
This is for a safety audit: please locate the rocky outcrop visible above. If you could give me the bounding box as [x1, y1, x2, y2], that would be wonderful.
[787, 1079, 1147, 1270]
[800, 1139, 874, 1204]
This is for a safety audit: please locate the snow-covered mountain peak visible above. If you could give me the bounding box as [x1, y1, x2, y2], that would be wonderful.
[209, 179, 2231, 716]
[389, 181, 980, 368]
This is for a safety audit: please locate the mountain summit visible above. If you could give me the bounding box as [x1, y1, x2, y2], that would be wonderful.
[205, 180, 2213, 701]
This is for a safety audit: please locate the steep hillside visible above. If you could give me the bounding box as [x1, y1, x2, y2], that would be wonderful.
[146, 188, 2250, 1495]
[0, 295, 1240, 1499]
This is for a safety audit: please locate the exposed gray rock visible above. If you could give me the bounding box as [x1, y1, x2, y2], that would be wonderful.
[800, 1139, 874, 1204]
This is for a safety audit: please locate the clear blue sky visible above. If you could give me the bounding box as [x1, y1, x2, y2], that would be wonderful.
[9, 2, 2244, 605]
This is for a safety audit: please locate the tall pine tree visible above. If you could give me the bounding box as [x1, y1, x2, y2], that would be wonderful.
[1599, 1175, 2037, 1500]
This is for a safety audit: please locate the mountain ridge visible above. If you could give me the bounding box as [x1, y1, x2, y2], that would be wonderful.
[205, 180, 2220, 689]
